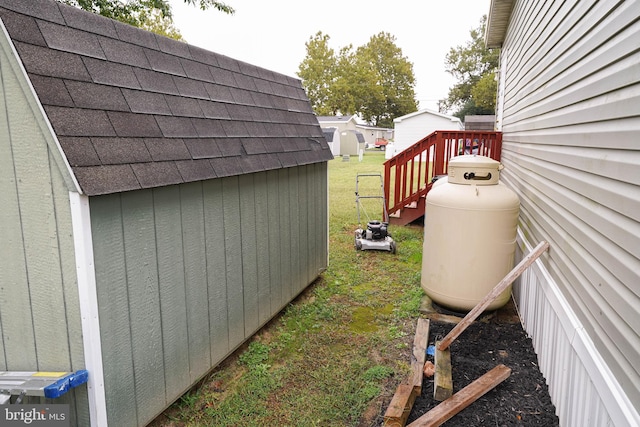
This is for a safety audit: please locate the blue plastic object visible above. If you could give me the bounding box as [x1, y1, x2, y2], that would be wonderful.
[43, 370, 89, 399]
[427, 345, 436, 356]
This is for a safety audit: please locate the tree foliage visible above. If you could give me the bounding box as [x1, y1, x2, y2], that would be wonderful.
[440, 15, 499, 118]
[297, 32, 417, 128]
[58, 0, 233, 40]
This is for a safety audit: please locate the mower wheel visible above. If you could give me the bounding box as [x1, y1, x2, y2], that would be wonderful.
[355, 239, 362, 251]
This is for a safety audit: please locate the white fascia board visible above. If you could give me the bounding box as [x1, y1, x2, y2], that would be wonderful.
[69, 192, 108, 426]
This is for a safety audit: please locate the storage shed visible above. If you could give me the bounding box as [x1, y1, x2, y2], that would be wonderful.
[322, 126, 340, 155]
[0, 1, 332, 426]
[392, 108, 463, 155]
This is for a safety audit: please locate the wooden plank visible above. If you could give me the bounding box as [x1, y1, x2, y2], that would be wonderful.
[410, 318, 430, 390]
[433, 341, 452, 401]
[383, 318, 430, 427]
[408, 364, 512, 427]
[153, 186, 190, 398]
[383, 384, 416, 427]
[437, 240, 549, 351]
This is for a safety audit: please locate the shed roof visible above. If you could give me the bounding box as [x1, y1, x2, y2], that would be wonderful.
[0, 0, 332, 196]
[316, 115, 358, 124]
[393, 108, 461, 124]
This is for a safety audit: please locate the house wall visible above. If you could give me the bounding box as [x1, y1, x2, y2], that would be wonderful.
[393, 113, 463, 155]
[0, 24, 88, 424]
[496, 0, 640, 424]
[89, 163, 328, 427]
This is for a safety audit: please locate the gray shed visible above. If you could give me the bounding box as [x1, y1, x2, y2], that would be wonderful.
[0, 0, 332, 426]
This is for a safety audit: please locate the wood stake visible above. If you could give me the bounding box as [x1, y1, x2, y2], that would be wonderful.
[410, 318, 430, 390]
[408, 364, 512, 427]
[433, 340, 452, 401]
[437, 241, 549, 351]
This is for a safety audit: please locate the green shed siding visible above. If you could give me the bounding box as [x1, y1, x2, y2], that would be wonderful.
[0, 24, 87, 424]
[90, 163, 328, 426]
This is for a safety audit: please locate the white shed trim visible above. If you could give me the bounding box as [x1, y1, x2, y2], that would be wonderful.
[69, 192, 108, 427]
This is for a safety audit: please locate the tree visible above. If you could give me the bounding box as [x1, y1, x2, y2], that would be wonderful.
[440, 15, 499, 118]
[297, 32, 339, 115]
[138, 8, 184, 40]
[58, 0, 233, 40]
[355, 32, 417, 128]
[298, 32, 418, 127]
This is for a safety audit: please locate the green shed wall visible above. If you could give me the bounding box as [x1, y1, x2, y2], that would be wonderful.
[89, 162, 328, 427]
[0, 24, 88, 425]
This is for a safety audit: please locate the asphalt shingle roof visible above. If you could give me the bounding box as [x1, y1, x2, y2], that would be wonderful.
[0, 0, 332, 196]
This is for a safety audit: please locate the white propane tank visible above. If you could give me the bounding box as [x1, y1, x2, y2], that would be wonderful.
[421, 155, 520, 312]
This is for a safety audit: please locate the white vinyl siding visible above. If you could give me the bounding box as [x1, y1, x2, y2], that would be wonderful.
[393, 111, 463, 154]
[496, 0, 640, 423]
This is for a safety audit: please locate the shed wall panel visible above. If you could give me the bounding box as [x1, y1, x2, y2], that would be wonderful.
[239, 174, 259, 336]
[298, 167, 310, 288]
[121, 190, 165, 425]
[203, 179, 230, 363]
[222, 177, 245, 348]
[497, 0, 640, 419]
[91, 195, 137, 427]
[180, 182, 211, 381]
[266, 170, 282, 314]
[153, 186, 191, 398]
[254, 176, 271, 325]
[0, 57, 36, 370]
[91, 164, 328, 426]
[0, 29, 86, 423]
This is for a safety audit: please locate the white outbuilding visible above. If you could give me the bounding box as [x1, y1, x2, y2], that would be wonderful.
[392, 109, 463, 155]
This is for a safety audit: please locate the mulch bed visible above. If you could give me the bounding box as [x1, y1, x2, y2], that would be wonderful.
[386, 299, 560, 427]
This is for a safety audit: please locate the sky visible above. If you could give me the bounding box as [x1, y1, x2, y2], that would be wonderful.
[169, 0, 491, 111]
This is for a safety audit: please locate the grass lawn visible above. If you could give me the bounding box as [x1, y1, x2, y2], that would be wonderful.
[152, 151, 426, 427]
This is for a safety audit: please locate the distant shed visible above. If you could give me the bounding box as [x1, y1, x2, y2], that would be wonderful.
[392, 108, 463, 155]
[464, 115, 496, 131]
[0, 1, 332, 426]
[322, 126, 340, 155]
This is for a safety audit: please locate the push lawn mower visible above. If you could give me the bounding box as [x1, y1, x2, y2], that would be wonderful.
[354, 173, 396, 254]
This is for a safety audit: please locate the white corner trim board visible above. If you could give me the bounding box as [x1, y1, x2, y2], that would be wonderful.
[69, 192, 108, 426]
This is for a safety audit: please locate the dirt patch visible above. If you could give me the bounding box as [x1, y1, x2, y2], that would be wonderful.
[374, 299, 560, 426]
